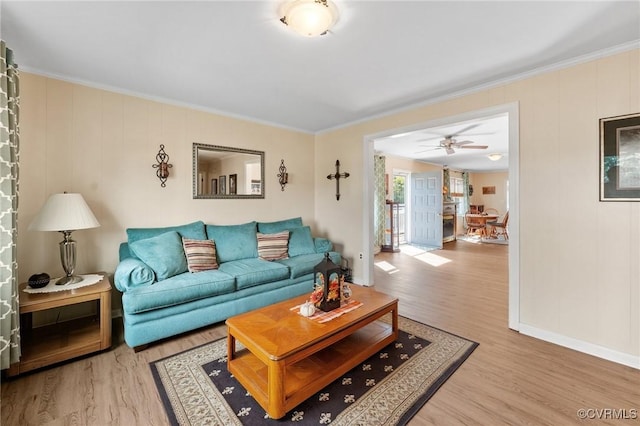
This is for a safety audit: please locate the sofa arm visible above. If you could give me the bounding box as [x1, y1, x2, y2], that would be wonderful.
[314, 237, 333, 253]
[114, 258, 155, 292]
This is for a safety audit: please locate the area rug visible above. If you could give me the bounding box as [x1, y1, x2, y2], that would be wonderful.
[150, 315, 478, 426]
[458, 235, 508, 245]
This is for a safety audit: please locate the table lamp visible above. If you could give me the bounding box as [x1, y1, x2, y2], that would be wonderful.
[29, 193, 100, 285]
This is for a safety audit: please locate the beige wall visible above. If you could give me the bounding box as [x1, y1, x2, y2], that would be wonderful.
[470, 171, 509, 214]
[384, 155, 441, 176]
[18, 49, 640, 364]
[315, 49, 640, 362]
[19, 74, 316, 310]
[384, 155, 441, 200]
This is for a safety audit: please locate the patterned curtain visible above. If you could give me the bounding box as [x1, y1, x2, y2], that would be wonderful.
[373, 155, 386, 249]
[443, 168, 450, 201]
[462, 172, 470, 215]
[0, 41, 21, 369]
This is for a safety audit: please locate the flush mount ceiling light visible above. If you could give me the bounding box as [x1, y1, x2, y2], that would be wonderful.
[279, 0, 339, 37]
[487, 154, 503, 161]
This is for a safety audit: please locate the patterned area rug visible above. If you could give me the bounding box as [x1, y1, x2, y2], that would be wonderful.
[150, 316, 478, 425]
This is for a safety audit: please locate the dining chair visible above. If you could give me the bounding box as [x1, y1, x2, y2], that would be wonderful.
[487, 211, 509, 239]
[465, 214, 486, 236]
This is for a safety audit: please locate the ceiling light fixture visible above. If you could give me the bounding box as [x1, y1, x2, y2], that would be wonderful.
[280, 0, 339, 37]
[487, 154, 503, 161]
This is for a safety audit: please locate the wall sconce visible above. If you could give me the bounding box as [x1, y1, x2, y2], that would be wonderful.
[152, 144, 172, 187]
[278, 159, 288, 191]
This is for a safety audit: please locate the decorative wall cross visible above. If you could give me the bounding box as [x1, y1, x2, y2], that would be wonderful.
[326, 159, 350, 200]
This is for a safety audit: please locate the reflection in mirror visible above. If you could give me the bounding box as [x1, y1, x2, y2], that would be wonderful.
[193, 143, 265, 199]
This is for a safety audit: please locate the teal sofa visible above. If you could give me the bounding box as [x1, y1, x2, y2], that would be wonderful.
[114, 218, 341, 349]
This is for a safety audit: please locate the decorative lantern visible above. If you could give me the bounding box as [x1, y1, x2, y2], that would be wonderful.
[313, 253, 342, 312]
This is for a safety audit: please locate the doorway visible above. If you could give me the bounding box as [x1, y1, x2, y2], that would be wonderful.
[363, 102, 520, 330]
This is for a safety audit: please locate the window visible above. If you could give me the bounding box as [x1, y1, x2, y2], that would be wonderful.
[449, 177, 464, 197]
[450, 176, 466, 215]
[393, 175, 405, 203]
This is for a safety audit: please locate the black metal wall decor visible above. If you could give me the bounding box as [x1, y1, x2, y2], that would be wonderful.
[153, 144, 173, 187]
[277, 159, 288, 191]
[326, 159, 350, 200]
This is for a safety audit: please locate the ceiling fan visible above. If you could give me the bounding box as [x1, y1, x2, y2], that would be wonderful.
[415, 123, 489, 155]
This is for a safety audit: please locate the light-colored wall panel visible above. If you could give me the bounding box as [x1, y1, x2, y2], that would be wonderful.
[17, 48, 639, 364]
[18, 74, 316, 314]
[314, 49, 640, 361]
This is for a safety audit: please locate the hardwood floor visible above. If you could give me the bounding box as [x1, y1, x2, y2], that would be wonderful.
[2, 240, 639, 425]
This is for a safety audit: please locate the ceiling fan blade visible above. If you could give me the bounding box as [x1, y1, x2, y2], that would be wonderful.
[414, 147, 442, 153]
[453, 140, 474, 146]
[459, 145, 489, 149]
[456, 132, 494, 137]
[451, 123, 481, 136]
[416, 136, 443, 143]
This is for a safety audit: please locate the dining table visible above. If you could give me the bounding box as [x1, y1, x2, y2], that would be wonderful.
[465, 213, 499, 237]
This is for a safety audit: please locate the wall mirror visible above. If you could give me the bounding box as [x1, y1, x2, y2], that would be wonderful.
[193, 143, 265, 199]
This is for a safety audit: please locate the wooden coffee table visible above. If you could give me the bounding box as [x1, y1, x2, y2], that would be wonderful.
[226, 285, 398, 419]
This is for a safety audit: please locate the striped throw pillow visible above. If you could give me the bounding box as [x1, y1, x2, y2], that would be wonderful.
[257, 231, 290, 261]
[182, 238, 218, 272]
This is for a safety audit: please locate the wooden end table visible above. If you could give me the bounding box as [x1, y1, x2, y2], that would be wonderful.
[226, 285, 398, 419]
[7, 273, 112, 377]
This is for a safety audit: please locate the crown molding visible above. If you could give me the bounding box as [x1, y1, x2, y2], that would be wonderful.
[18, 67, 315, 136]
[19, 39, 639, 136]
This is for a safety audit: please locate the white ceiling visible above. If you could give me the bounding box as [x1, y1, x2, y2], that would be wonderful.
[2, 1, 639, 143]
[375, 113, 509, 172]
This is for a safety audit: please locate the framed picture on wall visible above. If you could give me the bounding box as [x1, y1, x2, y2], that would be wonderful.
[211, 178, 218, 195]
[482, 186, 496, 195]
[219, 175, 226, 195]
[229, 174, 237, 195]
[600, 112, 640, 201]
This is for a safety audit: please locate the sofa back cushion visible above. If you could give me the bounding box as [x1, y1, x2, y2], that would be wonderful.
[126, 220, 206, 244]
[206, 221, 258, 263]
[129, 231, 188, 280]
[288, 226, 317, 257]
[257, 217, 303, 234]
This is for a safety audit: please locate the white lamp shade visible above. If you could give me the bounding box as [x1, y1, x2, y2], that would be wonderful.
[29, 193, 100, 232]
[281, 0, 339, 37]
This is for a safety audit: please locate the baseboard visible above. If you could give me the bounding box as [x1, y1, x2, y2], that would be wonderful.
[519, 323, 640, 370]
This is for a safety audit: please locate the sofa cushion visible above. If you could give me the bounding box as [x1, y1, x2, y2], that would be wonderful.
[182, 238, 218, 272]
[122, 270, 236, 314]
[114, 258, 155, 291]
[276, 252, 342, 279]
[257, 231, 290, 261]
[288, 226, 316, 257]
[126, 220, 206, 244]
[129, 231, 188, 280]
[206, 222, 258, 263]
[218, 258, 290, 290]
[314, 237, 333, 253]
[257, 217, 303, 234]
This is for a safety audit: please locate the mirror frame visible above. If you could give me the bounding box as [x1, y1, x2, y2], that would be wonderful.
[192, 143, 265, 199]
